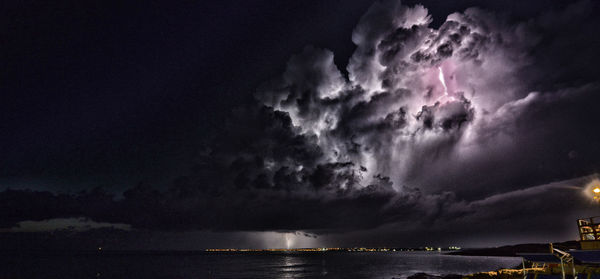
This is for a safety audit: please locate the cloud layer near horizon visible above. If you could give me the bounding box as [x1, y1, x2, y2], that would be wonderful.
[2, 0, 600, 243]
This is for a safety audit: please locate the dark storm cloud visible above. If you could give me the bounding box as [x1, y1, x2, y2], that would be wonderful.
[2, 0, 600, 244]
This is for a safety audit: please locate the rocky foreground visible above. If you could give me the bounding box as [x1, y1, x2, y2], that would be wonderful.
[402, 269, 525, 279]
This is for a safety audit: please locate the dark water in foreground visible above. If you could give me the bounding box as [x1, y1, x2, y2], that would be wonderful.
[0, 251, 521, 279]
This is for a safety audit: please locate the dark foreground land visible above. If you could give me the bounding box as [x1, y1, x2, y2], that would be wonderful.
[405, 273, 463, 279]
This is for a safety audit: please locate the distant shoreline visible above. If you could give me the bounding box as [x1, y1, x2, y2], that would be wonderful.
[448, 240, 579, 257]
[0, 241, 578, 257]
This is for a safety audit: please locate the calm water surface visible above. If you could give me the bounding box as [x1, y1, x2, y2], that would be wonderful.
[0, 251, 521, 279]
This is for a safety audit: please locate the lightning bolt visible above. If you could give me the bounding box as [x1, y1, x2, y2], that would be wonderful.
[438, 66, 448, 96]
[436, 66, 455, 102]
[285, 233, 293, 249]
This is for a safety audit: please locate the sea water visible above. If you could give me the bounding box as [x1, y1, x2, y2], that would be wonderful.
[0, 251, 521, 279]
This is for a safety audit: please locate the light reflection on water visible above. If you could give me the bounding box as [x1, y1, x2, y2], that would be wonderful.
[0, 251, 521, 279]
[280, 255, 299, 276]
[277, 253, 330, 278]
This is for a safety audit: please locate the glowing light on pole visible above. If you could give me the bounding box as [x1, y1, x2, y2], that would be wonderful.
[593, 186, 600, 201]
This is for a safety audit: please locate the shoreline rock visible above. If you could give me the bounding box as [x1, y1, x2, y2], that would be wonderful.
[403, 268, 526, 279]
[402, 272, 462, 279]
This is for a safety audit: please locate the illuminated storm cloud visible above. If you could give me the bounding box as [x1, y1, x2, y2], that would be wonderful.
[189, 0, 599, 233]
[254, 0, 593, 195]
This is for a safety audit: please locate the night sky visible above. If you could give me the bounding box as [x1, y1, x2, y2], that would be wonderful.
[2, 0, 600, 250]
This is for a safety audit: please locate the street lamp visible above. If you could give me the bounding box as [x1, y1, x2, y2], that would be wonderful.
[593, 186, 600, 201]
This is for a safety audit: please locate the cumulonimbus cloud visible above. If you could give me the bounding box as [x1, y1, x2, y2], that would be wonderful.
[2, 0, 600, 237]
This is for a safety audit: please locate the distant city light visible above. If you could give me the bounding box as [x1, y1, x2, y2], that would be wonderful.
[205, 246, 462, 252]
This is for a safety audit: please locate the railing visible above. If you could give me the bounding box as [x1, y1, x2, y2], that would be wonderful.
[553, 247, 575, 279]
